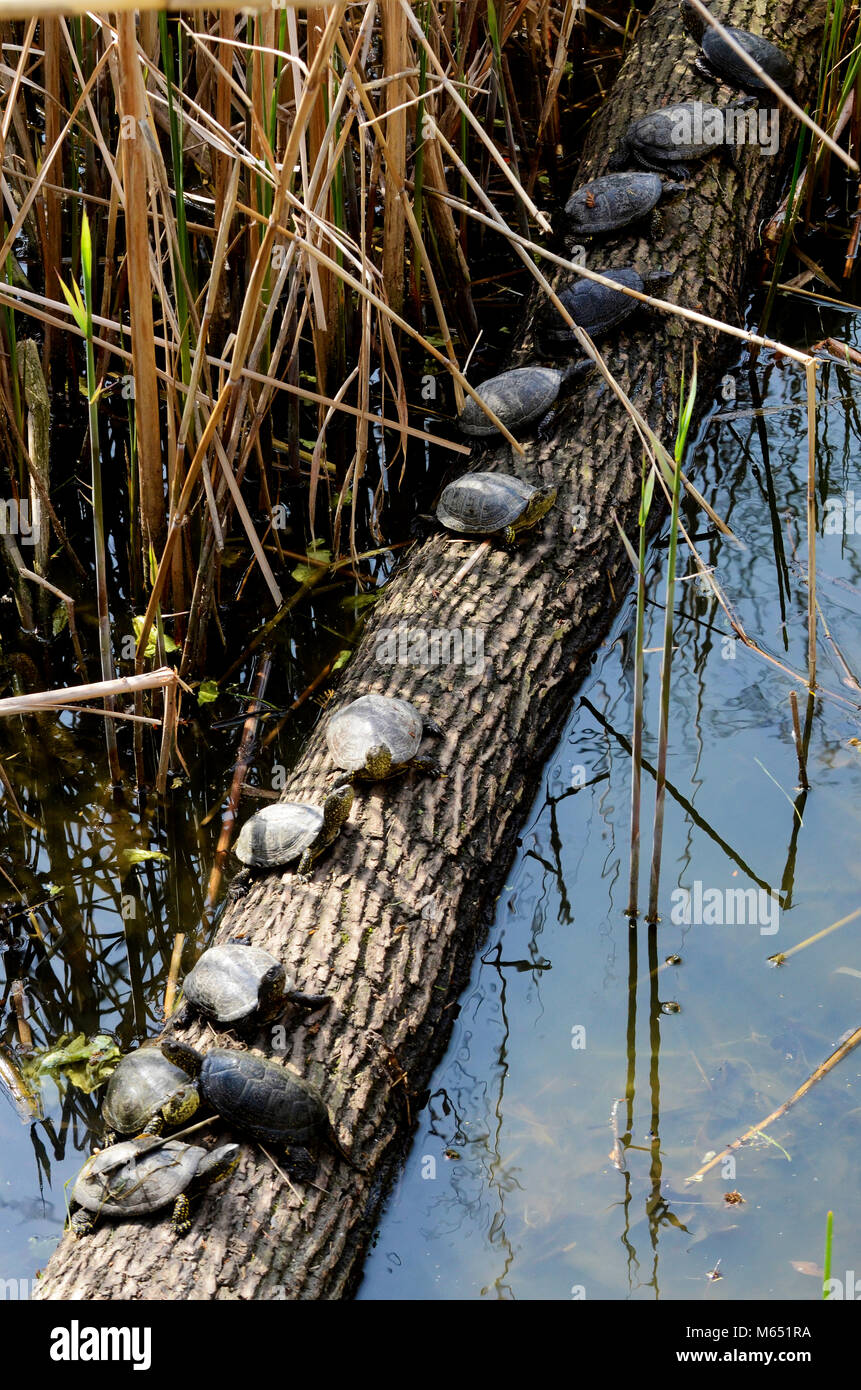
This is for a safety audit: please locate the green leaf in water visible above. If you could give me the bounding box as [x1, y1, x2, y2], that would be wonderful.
[121, 848, 170, 867]
[197, 678, 219, 705]
[28, 1033, 121, 1094]
[132, 615, 177, 660]
[332, 649, 352, 671]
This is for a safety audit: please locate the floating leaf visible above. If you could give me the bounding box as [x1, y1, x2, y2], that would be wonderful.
[120, 848, 169, 868]
[28, 1033, 121, 1094]
[52, 605, 69, 637]
[197, 678, 219, 705]
[292, 540, 331, 584]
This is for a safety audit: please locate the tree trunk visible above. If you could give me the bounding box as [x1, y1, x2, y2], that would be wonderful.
[35, 0, 825, 1301]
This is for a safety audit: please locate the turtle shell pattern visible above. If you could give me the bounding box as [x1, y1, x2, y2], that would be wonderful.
[621, 103, 725, 165]
[436, 472, 540, 535]
[564, 172, 664, 236]
[73, 1139, 205, 1217]
[458, 366, 562, 436]
[326, 693, 424, 774]
[552, 268, 644, 341]
[235, 802, 324, 868]
[102, 1047, 194, 1135]
[701, 27, 793, 93]
[184, 943, 286, 1024]
[198, 1048, 329, 1147]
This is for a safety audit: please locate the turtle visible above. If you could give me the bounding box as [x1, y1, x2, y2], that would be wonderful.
[564, 171, 685, 238]
[326, 693, 443, 783]
[436, 472, 557, 544]
[68, 1135, 240, 1236]
[181, 940, 330, 1028]
[234, 783, 353, 880]
[101, 1045, 200, 1142]
[160, 1041, 357, 1177]
[538, 266, 672, 355]
[609, 101, 733, 179]
[458, 361, 593, 437]
[679, 2, 794, 95]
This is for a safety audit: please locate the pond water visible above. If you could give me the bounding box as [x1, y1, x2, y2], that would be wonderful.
[357, 311, 861, 1300]
[3, 294, 861, 1303]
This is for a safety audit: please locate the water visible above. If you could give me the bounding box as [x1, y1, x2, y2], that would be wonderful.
[4, 305, 861, 1302]
[357, 332, 861, 1300]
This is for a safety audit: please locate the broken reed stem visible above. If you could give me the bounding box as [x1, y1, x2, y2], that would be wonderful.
[205, 653, 273, 913]
[806, 360, 818, 690]
[789, 690, 809, 790]
[0, 668, 180, 717]
[163, 932, 185, 1020]
[155, 672, 178, 796]
[685, 1022, 861, 1184]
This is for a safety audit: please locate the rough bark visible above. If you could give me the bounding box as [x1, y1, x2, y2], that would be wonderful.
[36, 0, 825, 1300]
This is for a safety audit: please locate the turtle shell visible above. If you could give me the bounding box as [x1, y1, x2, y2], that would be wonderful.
[565, 172, 664, 236]
[102, 1047, 194, 1135]
[198, 1048, 329, 1146]
[326, 693, 424, 773]
[73, 1139, 204, 1217]
[458, 366, 562, 436]
[624, 102, 728, 166]
[547, 267, 643, 346]
[436, 472, 539, 535]
[235, 801, 324, 868]
[701, 27, 792, 92]
[184, 943, 287, 1024]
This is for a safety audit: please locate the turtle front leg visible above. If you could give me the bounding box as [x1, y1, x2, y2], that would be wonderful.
[691, 54, 723, 85]
[410, 757, 444, 778]
[171, 1194, 192, 1235]
[69, 1208, 95, 1239]
[228, 867, 253, 901]
[286, 990, 332, 1012]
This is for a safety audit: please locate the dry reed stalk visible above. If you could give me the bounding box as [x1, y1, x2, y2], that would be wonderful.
[163, 931, 185, 1019]
[806, 360, 818, 689]
[41, 19, 62, 373]
[382, 0, 408, 317]
[155, 668, 178, 796]
[205, 652, 273, 911]
[116, 11, 166, 562]
[685, 1022, 861, 1184]
[0, 667, 181, 718]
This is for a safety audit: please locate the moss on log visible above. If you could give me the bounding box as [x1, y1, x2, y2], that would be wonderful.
[35, 0, 826, 1300]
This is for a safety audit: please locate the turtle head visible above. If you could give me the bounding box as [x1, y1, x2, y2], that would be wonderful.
[363, 744, 393, 780]
[161, 1038, 203, 1079]
[161, 1083, 200, 1126]
[521, 484, 558, 530]
[678, 0, 703, 42]
[257, 961, 288, 1019]
[322, 783, 354, 832]
[198, 1143, 241, 1187]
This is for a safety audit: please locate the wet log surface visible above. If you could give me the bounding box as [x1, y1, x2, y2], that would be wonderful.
[36, 0, 825, 1300]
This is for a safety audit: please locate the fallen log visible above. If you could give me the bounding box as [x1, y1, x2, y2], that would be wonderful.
[35, 0, 825, 1300]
